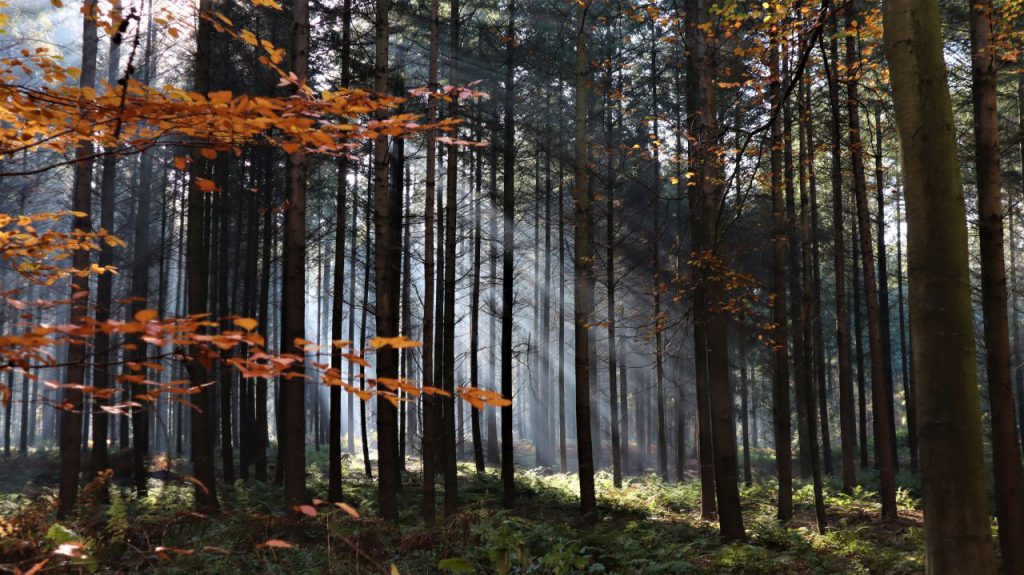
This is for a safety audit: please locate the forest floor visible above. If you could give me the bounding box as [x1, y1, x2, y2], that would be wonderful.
[0, 448, 928, 574]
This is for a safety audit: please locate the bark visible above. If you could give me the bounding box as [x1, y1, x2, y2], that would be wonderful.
[806, 73, 832, 477]
[328, 0, 352, 502]
[184, 0, 218, 512]
[500, 0, 517, 509]
[894, 187, 918, 472]
[420, 0, 440, 525]
[768, 42, 793, 523]
[873, 108, 898, 472]
[799, 74, 827, 534]
[572, 0, 596, 520]
[470, 116, 485, 474]
[852, 224, 869, 469]
[280, 0, 310, 508]
[605, 69, 622, 488]
[969, 0, 1024, 568]
[91, 1, 121, 476]
[847, 0, 897, 518]
[687, 0, 743, 539]
[884, 0, 998, 565]
[441, 0, 461, 516]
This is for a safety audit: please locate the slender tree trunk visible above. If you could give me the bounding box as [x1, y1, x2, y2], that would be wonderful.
[184, 0, 219, 512]
[470, 118, 485, 474]
[807, 72, 832, 478]
[328, 0, 352, 502]
[851, 225, 869, 469]
[573, 1, 596, 519]
[740, 341, 752, 486]
[217, 162, 236, 485]
[768, 42, 793, 523]
[605, 75, 622, 488]
[799, 73, 827, 534]
[91, 2, 121, 476]
[873, 108, 898, 472]
[420, 0, 440, 524]
[372, 0, 400, 521]
[485, 104, 500, 468]
[894, 186, 918, 472]
[847, 0, 897, 518]
[558, 139, 568, 474]
[969, 0, 1024, 568]
[57, 0, 99, 518]
[500, 0, 517, 509]
[279, 0, 310, 509]
[441, 0, 461, 516]
[254, 152, 273, 482]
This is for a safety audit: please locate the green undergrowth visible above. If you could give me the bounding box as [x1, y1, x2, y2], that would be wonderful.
[0, 450, 926, 574]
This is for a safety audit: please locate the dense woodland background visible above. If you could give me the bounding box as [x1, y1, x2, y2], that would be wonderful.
[0, 0, 1023, 571]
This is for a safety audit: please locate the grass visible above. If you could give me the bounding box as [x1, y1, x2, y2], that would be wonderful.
[0, 448, 927, 574]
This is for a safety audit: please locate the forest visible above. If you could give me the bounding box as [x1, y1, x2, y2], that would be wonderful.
[0, 0, 1022, 571]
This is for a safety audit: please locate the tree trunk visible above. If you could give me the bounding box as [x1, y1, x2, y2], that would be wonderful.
[419, 0, 440, 526]
[847, 0, 896, 519]
[91, 1, 121, 477]
[184, 0, 218, 512]
[768, 42, 792, 523]
[441, 0, 461, 516]
[884, 0, 998, 566]
[573, 1, 596, 520]
[500, 0, 517, 509]
[328, 0, 352, 502]
[873, 108, 898, 472]
[687, 0, 743, 539]
[470, 115, 485, 474]
[280, 0, 310, 509]
[799, 72, 827, 534]
[969, 0, 1024, 568]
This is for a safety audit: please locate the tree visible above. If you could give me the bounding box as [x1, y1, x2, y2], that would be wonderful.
[280, 0, 311, 508]
[968, 0, 1024, 567]
[883, 0, 998, 567]
[573, 0, 597, 520]
[500, 0, 517, 510]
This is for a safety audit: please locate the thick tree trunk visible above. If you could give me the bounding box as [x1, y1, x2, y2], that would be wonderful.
[884, 0, 998, 566]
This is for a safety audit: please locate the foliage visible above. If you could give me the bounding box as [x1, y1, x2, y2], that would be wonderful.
[0, 454, 927, 573]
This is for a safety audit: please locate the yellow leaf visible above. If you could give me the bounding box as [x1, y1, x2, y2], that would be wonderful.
[135, 309, 158, 323]
[251, 0, 283, 9]
[258, 539, 294, 549]
[200, 148, 217, 160]
[335, 501, 361, 518]
[195, 178, 218, 193]
[234, 317, 258, 331]
[173, 156, 188, 170]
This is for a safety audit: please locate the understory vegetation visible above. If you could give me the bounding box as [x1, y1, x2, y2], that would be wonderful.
[1, 448, 927, 574]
